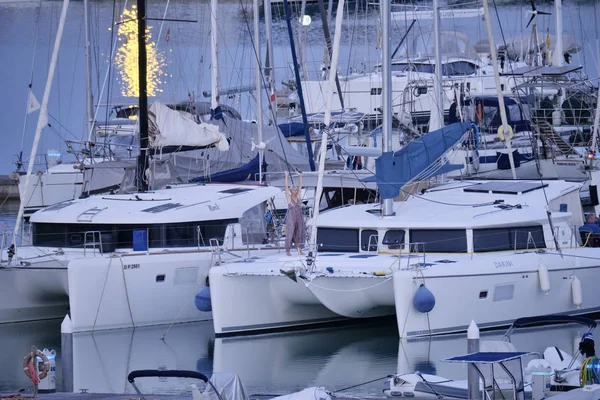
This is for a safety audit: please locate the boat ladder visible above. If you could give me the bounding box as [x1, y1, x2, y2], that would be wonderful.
[536, 121, 577, 156]
[83, 231, 104, 256]
[77, 207, 107, 222]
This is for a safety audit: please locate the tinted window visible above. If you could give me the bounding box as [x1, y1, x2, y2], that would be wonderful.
[33, 223, 66, 247]
[319, 188, 377, 211]
[316, 228, 359, 252]
[31, 219, 236, 249]
[473, 225, 545, 252]
[409, 229, 467, 252]
[442, 61, 477, 76]
[383, 230, 405, 250]
[361, 230, 378, 251]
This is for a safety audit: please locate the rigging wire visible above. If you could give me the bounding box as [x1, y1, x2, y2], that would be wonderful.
[19, 0, 45, 160]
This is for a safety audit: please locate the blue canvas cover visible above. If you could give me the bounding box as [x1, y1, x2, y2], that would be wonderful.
[190, 155, 265, 183]
[363, 122, 472, 199]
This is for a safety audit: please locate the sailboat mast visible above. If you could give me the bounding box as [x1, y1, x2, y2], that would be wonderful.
[84, 0, 95, 142]
[264, 0, 275, 99]
[253, 0, 264, 183]
[13, 0, 70, 246]
[309, 0, 346, 254]
[282, 0, 315, 171]
[553, 0, 563, 67]
[381, 0, 393, 217]
[432, 0, 444, 127]
[136, 0, 149, 192]
[210, 0, 219, 113]
[482, 0, 516, 179]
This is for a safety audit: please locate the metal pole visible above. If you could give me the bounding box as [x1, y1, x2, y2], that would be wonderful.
[482, 0, 517, 179]
[433, 0, 444, 127]
[136, 0, 149, 192]
[553, 0, 563, 67]
[467, 320, 480, 399]
[382, 0, 394, 216]
[253, 0, 264, 183]
[282, 0, 316, 171]
[264, 0, 275, 97]
[83, 0, 95, 142]
[61, 315, 74, 393]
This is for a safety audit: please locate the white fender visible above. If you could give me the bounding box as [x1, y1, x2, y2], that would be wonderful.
[572, 275, 583, 309]
[538, 264, 550, 294]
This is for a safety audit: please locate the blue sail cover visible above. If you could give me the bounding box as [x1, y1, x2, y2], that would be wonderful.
[363, 122, 472, 199]
[190, 155, 266, 183]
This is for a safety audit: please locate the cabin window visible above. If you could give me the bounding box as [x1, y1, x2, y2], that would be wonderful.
[361, 230, 378, 251]
[31, 219, 236, 249]
[382, 230, 405, 250]
[473, 225, 545, 252]
[32, 223, 66, 247]
[316, 228, 359, 252]
[240, 203, 267, 245]
[164, 219, 236, 247]
[409, 229, 467, 253]
[319, 188, 377, 211]
[442, 61, 477, 76]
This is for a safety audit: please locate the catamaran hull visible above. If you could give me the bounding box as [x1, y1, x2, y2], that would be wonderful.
[68, 249, 279, 332]
[394, 250, 600, 338]
[306, 275, 395, 318]
[210, 263, 345, 336]
[0, 267, 69, 323]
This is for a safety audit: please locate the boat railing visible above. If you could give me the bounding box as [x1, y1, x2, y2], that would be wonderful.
[83, 231, 104, 256]
[395, 242, 427, 270]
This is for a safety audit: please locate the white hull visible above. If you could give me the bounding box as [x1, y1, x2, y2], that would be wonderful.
[68, 248, 280, 332]
[394, 249, 600, 338]
[0, 266, 69, 323]
[303, 254, 397, 318]
[210, 255, 346, 336]
[19, 169, 84, 216]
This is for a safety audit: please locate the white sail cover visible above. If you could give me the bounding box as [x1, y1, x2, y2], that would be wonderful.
[149, 101, 229, 151]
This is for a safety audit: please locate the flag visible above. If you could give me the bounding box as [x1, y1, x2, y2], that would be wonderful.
[27, 90, 40, 114]
[166, 27, 170, 43]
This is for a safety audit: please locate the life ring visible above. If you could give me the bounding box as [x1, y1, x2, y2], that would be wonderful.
[497, 125, 513, 141]
[23, 350, 49, 385]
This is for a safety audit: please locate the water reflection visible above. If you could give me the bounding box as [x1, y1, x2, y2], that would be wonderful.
[0, 314, 593, 395]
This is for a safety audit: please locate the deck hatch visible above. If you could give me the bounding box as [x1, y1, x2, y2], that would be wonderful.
[218, 188, 253, 194]
[141, 202, 182, 213]
[463, 181, 548, 195]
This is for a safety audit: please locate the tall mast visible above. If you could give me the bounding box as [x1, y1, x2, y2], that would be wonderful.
[482, 0, 516, 179]
[432, 0, 444, 127]
[84, 0, 95, 142]
[381, 0, 393, 217]
[210, 0, 219, 114]
[136, 0, 149, 192]
[553, 0, 563, 67]
[13, 0, 70, 246]
[309, 0, 345, 253]
[282, 0, 315, 171]
[253, 0, 264, 183]
[264, 0, 275, 101]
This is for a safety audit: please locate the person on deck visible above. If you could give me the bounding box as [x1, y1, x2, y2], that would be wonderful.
[284, 171, 304, 256]
[580, 214, 600, 234]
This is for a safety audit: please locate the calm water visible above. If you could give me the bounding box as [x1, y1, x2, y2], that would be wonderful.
[0, 314, 596, 396]
[1, 0, 599, 174]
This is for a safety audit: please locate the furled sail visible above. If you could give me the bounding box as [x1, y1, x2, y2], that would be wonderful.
[148, 101, 229, 151]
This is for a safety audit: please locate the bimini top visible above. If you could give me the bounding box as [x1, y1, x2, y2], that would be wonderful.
[30, 183, 281, 225]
